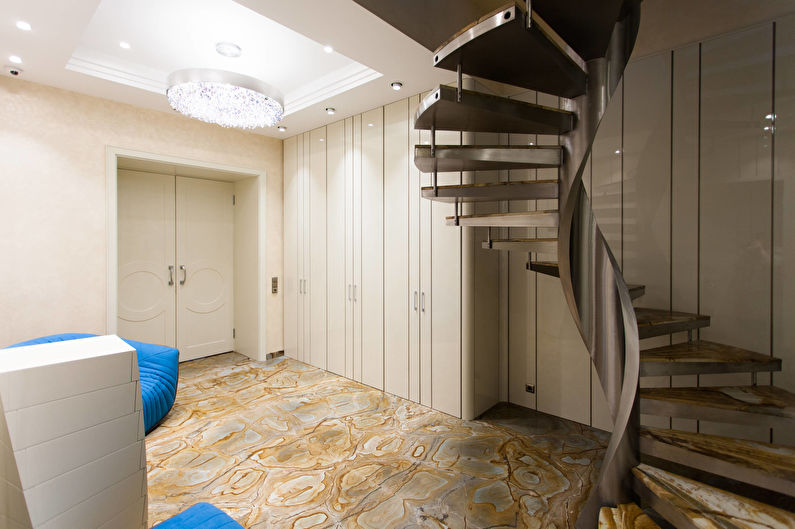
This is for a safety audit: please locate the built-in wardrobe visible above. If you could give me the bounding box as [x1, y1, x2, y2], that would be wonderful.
[284, 93, 499, 420]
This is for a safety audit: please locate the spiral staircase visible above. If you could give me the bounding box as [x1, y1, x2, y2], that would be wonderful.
[355, 1, 795, 527]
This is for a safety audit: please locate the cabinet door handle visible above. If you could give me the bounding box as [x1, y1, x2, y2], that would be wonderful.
[168, 265, 174, 286]
[421, 292, 425, 312]
[353, 284, 357, 302]
[179, 265, 186, 285]
[413, 291, 418, 311]
[299, 279, 303, 294]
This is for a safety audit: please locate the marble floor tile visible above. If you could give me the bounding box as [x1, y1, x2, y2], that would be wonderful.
[146, 353, 608, 528]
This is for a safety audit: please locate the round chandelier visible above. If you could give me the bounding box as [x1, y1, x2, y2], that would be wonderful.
[166, 69, 284, 130]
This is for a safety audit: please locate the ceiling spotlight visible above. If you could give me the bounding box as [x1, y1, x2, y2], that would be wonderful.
[390, 81, 403, 91]
[615, 149, 621, 155]
[16, 21, 32, 31]
[325, 107, 335, 115]
[278, 126, 287, 132]
[119, 41, 131, 50]
[320, 138, 325, 142]
[216, 42, 242, 58]
[367, 123, 373, 127]
[323, 45, 333, 54]
[8, 55, 22, 64]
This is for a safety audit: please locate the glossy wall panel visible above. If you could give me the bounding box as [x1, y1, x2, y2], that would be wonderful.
[699, 24, 773, 441]
[408, 95, 422, 403]
[774, 14, 795, 446]
[283, 138, 298, 360]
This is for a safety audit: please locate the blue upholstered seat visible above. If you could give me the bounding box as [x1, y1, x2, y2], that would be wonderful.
[154, 503, 244, 528]
[6, 333, 179, 433]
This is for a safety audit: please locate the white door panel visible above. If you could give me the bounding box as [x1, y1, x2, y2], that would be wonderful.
[117, 170, 176, 347]
[176, 176, 235, 361]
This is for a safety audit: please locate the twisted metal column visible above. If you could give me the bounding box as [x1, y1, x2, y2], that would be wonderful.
[555, 5, 643, 527]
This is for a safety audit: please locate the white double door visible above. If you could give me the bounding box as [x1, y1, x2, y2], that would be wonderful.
[117, 171, 234, 362]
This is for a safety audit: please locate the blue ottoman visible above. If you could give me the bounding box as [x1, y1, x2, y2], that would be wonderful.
[6, 333, 179, 433]
[155, 503, 244, 528]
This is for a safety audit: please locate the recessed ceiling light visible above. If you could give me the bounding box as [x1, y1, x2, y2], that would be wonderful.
[367, 123, 373, 127]
[325, 107, 335, 115]
[8, 55, 22, 64]
[216, 42, 242, 58]
[615, 149, 621, 155]
[16, 21, 32, 31]
[390, 81, 403, 91]
[119, 41, 131, 50]
[320, 138, 325, 142]
[278, 126, 287, 132]
[323, 45, 333, 54]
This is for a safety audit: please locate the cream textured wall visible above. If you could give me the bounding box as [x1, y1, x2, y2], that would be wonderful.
[0, 77, 283, 353]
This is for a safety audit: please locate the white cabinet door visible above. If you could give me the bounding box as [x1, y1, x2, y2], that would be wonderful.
[117, 170, 176, 347]
[384, 99, 410, 399]
[360, 108, 384, 390]
[353, 116, 363, 382]
[283, 136, 299, 361]
[431, 129, 462, 418]
[300, 133, 311, 364]
[345, 117, 355, 381]
[408, 94, 421, 403]
[176, 176, 235, 361]
[309, 127, 328, 370]
[327, 121, 346, 376]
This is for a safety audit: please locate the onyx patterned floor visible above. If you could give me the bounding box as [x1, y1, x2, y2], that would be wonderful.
[145, 353, 608, 528]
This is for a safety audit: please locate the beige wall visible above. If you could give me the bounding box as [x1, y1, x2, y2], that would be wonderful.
[0, 77, 283, 353]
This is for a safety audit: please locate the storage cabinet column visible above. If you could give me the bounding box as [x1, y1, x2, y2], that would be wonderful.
[309, 127, 327, 370]
[326, 121, 346, 376]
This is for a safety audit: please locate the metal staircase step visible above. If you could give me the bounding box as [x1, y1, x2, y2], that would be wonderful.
[481, 238, 557, 253]
[445, 210, 558, 228]
[433, 2, 587, 98]
[421, 179, 558, 203]
[414, 85, 575, 134]
[640, 385, 795, 428]
[634, 308, 710, 339]
[414, 145, 561, 173]
[524, 261, 647, 300]
[598, 503, 661, 529]
[632, 464, 794, 529]
[640, 427, 795, 497]
[640, 341, 782, 377]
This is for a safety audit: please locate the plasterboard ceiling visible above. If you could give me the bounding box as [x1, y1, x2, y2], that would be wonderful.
[0, 0, 457, 137]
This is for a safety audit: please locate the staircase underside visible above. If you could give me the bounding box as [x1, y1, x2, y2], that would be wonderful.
[352, 0, 629, 60]
[414, 145, 561, 172]
[432, 3, 587, 98]
[634, 308, 710, 339]
[421, 180, 558, 202]
[640, 427, 795, 496]
[447, 210, 559, 227]
[640, 341, 782, 377]
[633, 464, 795, 529]
[640, 385, 795, 428]
[414, 85, 575, 134]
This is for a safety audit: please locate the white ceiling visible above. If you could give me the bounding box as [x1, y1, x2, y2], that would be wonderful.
[0, 0, 456, 137]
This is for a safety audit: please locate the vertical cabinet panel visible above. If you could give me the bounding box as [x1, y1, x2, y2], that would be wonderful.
[326, 122, 346, 376]
[345, 118, 355, 380]
[353, 116, 363, 382]
[309, 128, 327, 370]
[283, 137, 298, 360]
[384, 100, 410, 399]
[408, 95, 422, 403]
[361, 108, 384, 390]
[301, 133, 311, 364]
[431, 129, 462, 418]
[419, 127, 433, 407]
[700, 25, 772, 441]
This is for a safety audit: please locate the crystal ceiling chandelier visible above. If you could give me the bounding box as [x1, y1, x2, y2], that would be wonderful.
[166, 69, 283, 130]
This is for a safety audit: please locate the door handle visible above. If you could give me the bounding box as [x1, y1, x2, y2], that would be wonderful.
[179, 265, 186, 285]
[168, 265, 174, 286]
[413, 291, 418, 311]
[353, 284, 357, 302]
[421, 292, 425, 312]
[300, 279, 304, 294]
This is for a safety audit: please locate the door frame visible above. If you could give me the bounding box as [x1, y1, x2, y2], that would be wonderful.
[106, 146, 269, 360]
